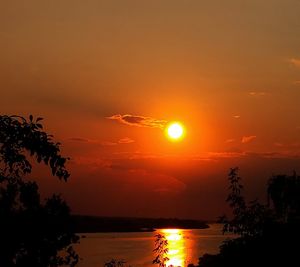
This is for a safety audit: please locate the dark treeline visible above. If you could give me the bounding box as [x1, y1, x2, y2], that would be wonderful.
[73, 215, 209, 233]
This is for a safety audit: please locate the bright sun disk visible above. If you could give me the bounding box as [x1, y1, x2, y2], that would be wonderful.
[166, 122, 184, 141]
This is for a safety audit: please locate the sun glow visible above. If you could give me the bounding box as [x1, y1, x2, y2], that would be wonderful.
[161, 229, 186, 267]
[166, 122, 185, 141]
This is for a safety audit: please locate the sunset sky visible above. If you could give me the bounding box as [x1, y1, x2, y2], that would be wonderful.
[1, 0, 300, 219]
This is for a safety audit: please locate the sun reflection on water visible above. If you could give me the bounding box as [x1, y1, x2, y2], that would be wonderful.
[161, 229, 186, 267]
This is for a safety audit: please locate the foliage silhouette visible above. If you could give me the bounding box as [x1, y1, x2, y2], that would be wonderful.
[104, 259, 128, 267]
[0, 115, 79, 267]
[152, 233, 169, 267]
[268, 171, 300, 222]
[219, 167, 272, 238]
[195, 167, 300, 267]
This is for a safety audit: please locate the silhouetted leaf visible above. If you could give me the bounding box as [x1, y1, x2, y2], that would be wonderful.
[0, 114, 77, 266]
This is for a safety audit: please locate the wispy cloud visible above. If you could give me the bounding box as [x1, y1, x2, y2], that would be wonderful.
[247, 151, 300, 159]
[249, 91, 267, 97]
[274, 142, 300, 148]
[67, 137, 117, 146]
[68, 137, 90, 142]
[107, 114, 167, 129]
[68, 137, 135, 145]
[274, 142, 284, 147]
[118, 137, 135, 144]
[242, 135, 257, 143]
[289, 58, 300, 67]
[225, 139, 236, 143]
[101, 141, 118, 146]
[208, 151, 245, 158]
[71, 157, 111, 168]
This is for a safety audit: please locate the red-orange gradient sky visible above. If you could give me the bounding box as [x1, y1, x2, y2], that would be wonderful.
[1, 1, 300, 219]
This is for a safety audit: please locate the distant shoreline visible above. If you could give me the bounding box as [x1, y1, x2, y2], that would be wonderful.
[72, 215, 209, 233]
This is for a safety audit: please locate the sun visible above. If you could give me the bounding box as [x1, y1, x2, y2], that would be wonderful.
[166, 122, 185, 141]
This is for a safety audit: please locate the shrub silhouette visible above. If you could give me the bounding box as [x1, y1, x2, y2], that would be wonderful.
[104, 259, 128, 267]
[197, 167, 300, 267]
[268, 172, 300, 222]
[0, 115, 79, 267]
[152, 233, 169, 267]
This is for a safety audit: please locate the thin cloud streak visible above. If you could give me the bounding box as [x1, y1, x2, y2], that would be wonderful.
[118, 137, 135, 144]
[107, 114, 167, 129]
[249, 91, 267, 97]
[68, 137, 135, 146]
[67, 137, 117, 146]
[242, 135, 257, 143]
[289, 58, 300, 67]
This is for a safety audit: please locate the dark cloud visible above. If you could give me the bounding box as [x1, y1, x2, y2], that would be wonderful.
[107, 114, 167, 129]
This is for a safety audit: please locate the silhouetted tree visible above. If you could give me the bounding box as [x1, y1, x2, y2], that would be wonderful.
[152, 233, 169, 267]
[268, 172, 300, 222]
[197, 168, 300, 267]
[220, 167, 271, 238]
[0, 115, 79, 267]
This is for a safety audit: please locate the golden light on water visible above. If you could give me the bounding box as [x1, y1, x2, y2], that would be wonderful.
[161, 229, 186, 267]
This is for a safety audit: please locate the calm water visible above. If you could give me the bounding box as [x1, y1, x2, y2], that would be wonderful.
[75, 224, 235, 267]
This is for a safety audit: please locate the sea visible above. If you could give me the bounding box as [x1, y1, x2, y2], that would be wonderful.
[75, 224, 236, 267]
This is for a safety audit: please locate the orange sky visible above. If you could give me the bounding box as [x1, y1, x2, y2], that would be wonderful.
[1, 1, 300, 219]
